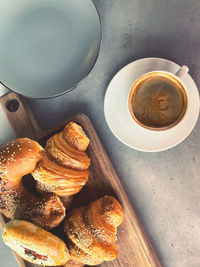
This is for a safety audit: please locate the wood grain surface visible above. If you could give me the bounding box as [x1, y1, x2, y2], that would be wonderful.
[0, 92, 162, 267]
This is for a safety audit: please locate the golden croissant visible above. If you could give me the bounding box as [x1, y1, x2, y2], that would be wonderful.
[64, 196, 123, 265]
[32, 122, 90, 197]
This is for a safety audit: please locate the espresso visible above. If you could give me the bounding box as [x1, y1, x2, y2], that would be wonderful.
[129, 73, 187, 130]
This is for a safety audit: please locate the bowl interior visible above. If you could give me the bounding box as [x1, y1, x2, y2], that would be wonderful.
[0, 0, 101, 98]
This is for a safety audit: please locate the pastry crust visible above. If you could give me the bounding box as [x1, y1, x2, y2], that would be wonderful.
[2, 220, 70, 266]
[36, 180, 82, 197]
[32, 122, 90, 197]
[46, 132, 90, 170]
[64, 196, 123, 265]
[64, 259, 85, 267]
[63, 121, 90, 152]
[0, 187, 65, 229]
[67, 239, 103, 266]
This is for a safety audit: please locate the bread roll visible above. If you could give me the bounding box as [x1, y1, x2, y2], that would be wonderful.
[0, 138, 66, 229]
[2, 220, 70, 266]
[0, 138, 43, 181]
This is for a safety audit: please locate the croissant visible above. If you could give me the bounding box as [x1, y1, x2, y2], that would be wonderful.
[64, 196, 123, 265]
[32, 122, 90, 197]
[0, 138, 65, 229]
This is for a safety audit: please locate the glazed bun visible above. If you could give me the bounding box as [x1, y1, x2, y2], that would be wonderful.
[0, 138, 43, 180]
[2, 220, 70, 266]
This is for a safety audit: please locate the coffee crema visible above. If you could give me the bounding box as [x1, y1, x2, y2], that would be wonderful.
[128, 72, 187, 130]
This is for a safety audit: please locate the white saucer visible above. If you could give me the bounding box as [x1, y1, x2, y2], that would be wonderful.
[104, 58, 200, 152]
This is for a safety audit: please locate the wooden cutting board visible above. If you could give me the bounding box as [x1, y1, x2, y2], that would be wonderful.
[0, 92, 162, 267]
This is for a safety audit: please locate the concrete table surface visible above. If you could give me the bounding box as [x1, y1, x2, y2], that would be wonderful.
[0, 0, 200, 266]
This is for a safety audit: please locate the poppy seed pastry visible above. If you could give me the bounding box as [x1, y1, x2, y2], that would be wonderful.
[64, 196, 123, 265]
[0, 138, 66, 229]
[2, 220, 70, 266]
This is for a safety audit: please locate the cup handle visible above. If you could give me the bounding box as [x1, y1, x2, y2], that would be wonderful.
[175, 65, 189, 79]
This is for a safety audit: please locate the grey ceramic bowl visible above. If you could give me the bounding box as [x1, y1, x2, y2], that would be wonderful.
[0, 0, 101, 98]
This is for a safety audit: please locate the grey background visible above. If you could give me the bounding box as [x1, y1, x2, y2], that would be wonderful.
[1, 0, 200, 266]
